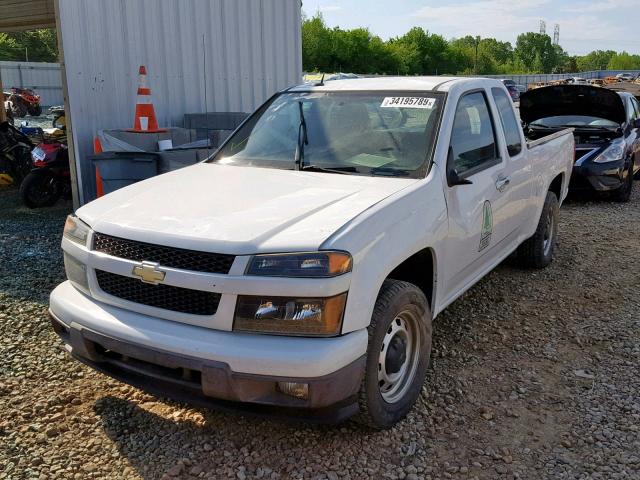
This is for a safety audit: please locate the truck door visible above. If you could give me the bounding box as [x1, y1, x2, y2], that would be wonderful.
[489, 87, 531, 243]
[442, 89, 518, 301]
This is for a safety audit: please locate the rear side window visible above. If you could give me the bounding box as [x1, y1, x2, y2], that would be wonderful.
[492, 88, 523, 156]
[449, 91, 499, 176]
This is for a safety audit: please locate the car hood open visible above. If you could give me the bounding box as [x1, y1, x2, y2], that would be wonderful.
[77, 163, 416, 255]
[520, 85, 626, 125]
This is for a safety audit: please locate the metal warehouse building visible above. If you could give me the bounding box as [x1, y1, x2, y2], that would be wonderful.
[1, 0, 302, 207]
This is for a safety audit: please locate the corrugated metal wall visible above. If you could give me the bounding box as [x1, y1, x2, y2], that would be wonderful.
[57, 0, 302, 204]
[0, 61, 63, 106]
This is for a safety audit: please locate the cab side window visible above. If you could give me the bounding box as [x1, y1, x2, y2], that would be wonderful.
[629, 97, 640, 120]
[627, 98, 636, 124]
[449, 91, 499, 177]
[491, 87, 523, 156]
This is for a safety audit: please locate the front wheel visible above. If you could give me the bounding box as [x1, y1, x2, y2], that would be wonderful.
[515, 191, 559, 269]
[612, 164, 633, 203]
[20, 172, 62, 208]
[355, 280, 432, 429]
[27, 104, 42, 116]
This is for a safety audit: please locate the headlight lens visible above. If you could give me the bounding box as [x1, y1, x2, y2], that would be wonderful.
[593, 141, 625, 163]
[246, 251, 352, 277]
[63, 215, 91, 246]
[234, 293, 347, 336]
[63, 253, 89, 293]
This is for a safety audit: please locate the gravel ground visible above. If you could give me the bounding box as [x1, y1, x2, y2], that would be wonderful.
[11, 114, 56, 132]
[1, 184, 639, 480]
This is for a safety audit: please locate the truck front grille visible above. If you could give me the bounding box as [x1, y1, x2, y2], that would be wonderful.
[95, 270, 221, 316]
[93, 233, 235, 274]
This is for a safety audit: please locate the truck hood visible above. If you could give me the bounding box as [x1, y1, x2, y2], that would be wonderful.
[520, 85, 626, 125]
[77, 163, 415, 255]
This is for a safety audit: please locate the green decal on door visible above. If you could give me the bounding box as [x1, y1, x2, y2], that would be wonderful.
[479, 200, 493, 251]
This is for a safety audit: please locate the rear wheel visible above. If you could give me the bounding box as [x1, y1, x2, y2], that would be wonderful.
[11, 100, 27, 118]
[355, 280, 432, 429]
[20, 172, 61, 208]
[516, 191, 559, 269]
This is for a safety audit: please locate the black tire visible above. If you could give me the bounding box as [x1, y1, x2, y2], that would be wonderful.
[515, 191, 559, 269]
[11, 101, 27, 118]
[355, 280, 432, 429]
[28, 105, 42, 117]
[20, 172, 61, 208]
[612, 164, 633, 203]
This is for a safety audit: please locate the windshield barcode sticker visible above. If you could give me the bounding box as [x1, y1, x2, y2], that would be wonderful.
[381, 97, 436, 109]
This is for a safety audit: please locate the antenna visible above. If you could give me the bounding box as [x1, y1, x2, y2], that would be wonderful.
[314, 73, 325, 86]
[553, 24, 560, 45]
[539, 20, 546, 35]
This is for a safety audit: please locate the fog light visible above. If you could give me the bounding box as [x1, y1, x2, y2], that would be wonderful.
[277, 382, 309, 400]
[64, 253, 89, 293]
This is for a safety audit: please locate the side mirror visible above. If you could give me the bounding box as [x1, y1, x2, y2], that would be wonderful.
[447, 146, 473, 186]
[448, 168, 473, 186]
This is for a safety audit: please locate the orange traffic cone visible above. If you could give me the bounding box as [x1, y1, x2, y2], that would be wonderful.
[128, 65, 165, 133]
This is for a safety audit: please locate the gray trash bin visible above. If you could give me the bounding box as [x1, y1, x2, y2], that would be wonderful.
[91, 152, 159, 195]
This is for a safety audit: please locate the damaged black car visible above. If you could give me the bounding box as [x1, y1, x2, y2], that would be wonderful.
[520, 85, 640, 202]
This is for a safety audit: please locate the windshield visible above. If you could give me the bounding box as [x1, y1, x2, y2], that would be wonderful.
[531, 115, 619, 129]
[209, 91, 444, 178]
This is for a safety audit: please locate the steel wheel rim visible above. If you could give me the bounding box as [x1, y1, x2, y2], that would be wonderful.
[378, 310, 421, 403]
[543, 209, 555, 256]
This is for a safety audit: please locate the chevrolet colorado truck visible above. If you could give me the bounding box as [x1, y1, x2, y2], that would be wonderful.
[50, 77, 574, 428]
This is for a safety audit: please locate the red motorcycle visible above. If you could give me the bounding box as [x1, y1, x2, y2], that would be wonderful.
[20, 141, 71, 208]
[5, 87, 42, 118]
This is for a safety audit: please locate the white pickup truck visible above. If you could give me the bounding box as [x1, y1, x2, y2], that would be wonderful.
[50, 77, 574, 428]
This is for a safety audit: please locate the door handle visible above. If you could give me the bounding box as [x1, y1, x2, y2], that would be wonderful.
[495, 176, 510, 192]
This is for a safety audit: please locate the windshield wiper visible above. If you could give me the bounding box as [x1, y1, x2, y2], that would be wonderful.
[300, 165, 359, 174]
[370, 167, 411, 177]
[294, 101, 308, 170]
[572, 125, 616, 130]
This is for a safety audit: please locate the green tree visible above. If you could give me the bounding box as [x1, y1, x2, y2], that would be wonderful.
[388, 27, 452, 75]
[0, 29, 58, 62]
[301, 13, 333, 71]
[607, 52, 640, 70]
[513, 32, 557, 73]
[576, 50, 616, 71]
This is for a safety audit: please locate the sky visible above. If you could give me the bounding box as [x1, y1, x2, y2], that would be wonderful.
[303, 0, 640, 56]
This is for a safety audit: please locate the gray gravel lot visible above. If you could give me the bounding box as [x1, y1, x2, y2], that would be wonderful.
[1, 184, 639, 480]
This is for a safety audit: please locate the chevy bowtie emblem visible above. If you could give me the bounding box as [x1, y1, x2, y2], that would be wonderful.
[132, 261, 166, 285]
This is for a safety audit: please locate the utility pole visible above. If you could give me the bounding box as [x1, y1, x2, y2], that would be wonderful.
[474, 36, 480, 75]
[25, 47, 29, 62]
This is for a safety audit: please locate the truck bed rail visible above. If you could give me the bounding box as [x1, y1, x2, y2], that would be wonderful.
[526, 128, 574, 149]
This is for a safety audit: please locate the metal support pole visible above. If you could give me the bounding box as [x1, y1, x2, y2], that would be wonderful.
[0, 65, 6, 123]
[54, 0, 81, 209]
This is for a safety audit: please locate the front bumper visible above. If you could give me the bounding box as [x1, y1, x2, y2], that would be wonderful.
[571, 160, 626, 192]
[50, 281, 367, 420]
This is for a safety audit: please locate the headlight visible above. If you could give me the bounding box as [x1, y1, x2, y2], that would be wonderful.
[593, 141, 625, 163]
[63, 215, 91, 246]
[63, 253, 89, 293]
[246, 251, 352, 277]
[234, 293, 347, 336]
